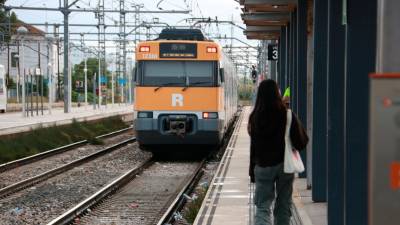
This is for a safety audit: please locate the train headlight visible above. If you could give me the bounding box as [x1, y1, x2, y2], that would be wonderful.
[202, 112, 218, 119]
[139, 46, 150, 52]
[138, 111, 153, 118]
[206, 46, 218, 53]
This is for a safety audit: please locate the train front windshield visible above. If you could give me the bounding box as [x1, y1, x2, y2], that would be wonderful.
[139, 61, 218, 87]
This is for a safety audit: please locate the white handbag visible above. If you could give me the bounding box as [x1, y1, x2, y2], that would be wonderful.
[283, 109, 305, 174]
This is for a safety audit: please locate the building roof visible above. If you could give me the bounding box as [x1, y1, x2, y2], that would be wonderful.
[11, 21, 45, 36]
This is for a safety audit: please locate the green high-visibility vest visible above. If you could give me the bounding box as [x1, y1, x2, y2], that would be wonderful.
[284, 87, 291, 97]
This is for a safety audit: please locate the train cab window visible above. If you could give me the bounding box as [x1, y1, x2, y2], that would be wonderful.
[140, 61, 217, 87]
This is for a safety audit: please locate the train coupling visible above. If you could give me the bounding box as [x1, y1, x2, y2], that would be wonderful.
[164, 115, 194, 138]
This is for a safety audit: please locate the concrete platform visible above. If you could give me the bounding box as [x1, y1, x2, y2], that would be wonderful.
[293, 179, 327, 225]
[193, 106, 327, 225]
[0, 104, 133, 136]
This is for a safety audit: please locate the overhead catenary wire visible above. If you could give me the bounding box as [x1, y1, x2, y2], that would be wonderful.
[2, 0, 257, 100]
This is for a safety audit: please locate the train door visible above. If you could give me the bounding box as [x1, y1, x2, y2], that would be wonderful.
[0, 65, 6, 113]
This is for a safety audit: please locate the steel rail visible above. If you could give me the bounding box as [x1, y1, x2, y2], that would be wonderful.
[0, 126, 132, 173]
[0, 137, 136, 198]
[46, 111, 240, 225]
[157, 159, 207, 225]
[46, 158, 205, 225]
[47, 158, 154, 225]
[158, 109, 242, 225]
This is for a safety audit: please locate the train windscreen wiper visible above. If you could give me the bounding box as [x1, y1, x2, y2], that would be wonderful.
[182, 81, 212, 91]
[154, 82, 182, 92]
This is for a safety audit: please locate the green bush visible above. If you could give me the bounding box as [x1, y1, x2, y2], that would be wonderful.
[71, 90, 97, 103]
[0, 116, 129, 164]
[239, 84, 254, 101]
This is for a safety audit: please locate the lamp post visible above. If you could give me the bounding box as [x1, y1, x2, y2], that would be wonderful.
[16, 26, 28, 117]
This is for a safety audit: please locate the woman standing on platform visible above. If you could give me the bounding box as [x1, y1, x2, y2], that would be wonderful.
[248, 80, 308, 225]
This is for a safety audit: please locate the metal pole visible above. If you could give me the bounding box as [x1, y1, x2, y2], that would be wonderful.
[36, 74, 39, 116]
[98, 57, 101, 108]
[128, 59, 132, 103]
[230, 14, 234, 54]
[120, 78, 124, 104]
[30, 71, 33, 116]
[63, 0, 71, 113]
[38, 42, 43, 115]
[24, 69, 28, 117]
[56, 35, 60, 101]
[81, 33, 88, 108]
[84, 55, 87, 107]
[93, 72, 96, 110]
[37, 42, 40, 116]
[47, 38, 52, 114]
[68, 47, 72, 111]
[16, 44, 20, 103]
[21, 39, 26, 117]
[111, 71, 114, 105]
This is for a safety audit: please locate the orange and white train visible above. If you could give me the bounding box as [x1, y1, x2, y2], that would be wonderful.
[133, 29, 238, 148]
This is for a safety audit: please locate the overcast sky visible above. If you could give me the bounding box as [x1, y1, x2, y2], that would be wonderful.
[5, 0, 258, 68]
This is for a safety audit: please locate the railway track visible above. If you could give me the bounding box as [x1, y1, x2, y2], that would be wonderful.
[47, 159, 206, 225]
[46, 113, 241, 225]
[0, 128, 134, 192]
[0, 112, 240, 225]
[0, 127, 132, 174]
[0, 137, 136, 198]
[0, 139, 150, 225]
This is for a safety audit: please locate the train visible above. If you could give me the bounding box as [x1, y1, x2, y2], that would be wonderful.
[0, 65, 6, 113]
[133, 29, 238, 148]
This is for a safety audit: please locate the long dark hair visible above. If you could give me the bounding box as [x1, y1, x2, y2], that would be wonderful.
[248, 79, 287, 136]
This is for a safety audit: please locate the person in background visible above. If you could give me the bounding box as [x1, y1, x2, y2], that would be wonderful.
[248, 80, 308, 225]
[282, 87, 290, 107]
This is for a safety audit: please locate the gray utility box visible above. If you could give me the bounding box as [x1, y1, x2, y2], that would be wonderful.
[369, 74, 400, 225]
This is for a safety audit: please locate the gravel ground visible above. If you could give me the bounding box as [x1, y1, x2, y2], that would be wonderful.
[0, 130, 134, 189]
[78, 161, 200, 225]
[0, 142, 151, 225]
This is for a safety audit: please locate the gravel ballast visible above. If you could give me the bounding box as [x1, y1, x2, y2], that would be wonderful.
[0, 143, 151, 225]
[0, 131, 134, 189]
[78, 161, 200, 225]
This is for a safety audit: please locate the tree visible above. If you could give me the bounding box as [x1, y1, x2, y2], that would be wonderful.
[0, 2, 18, 43]
[72, 57, 111, 93]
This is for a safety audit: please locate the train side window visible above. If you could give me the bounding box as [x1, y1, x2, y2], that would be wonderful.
[133, 62, 138, 83]
[136, 61, 144, 85]
[219, 68, 225, 83]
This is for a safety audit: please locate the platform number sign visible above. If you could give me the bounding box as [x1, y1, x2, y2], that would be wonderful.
[268, 44, 278, 61]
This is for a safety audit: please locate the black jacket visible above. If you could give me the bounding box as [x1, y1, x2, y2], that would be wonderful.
[249, 110, 308, 182]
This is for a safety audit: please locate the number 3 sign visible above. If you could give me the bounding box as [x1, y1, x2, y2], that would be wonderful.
[268, 44, 278, 61]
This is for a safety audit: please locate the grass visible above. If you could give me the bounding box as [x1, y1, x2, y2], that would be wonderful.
[0, 116, 129, 164]
[183, 186, 208, 223]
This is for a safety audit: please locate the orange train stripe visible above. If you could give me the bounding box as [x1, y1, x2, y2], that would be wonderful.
[134, 87, 224, 111]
